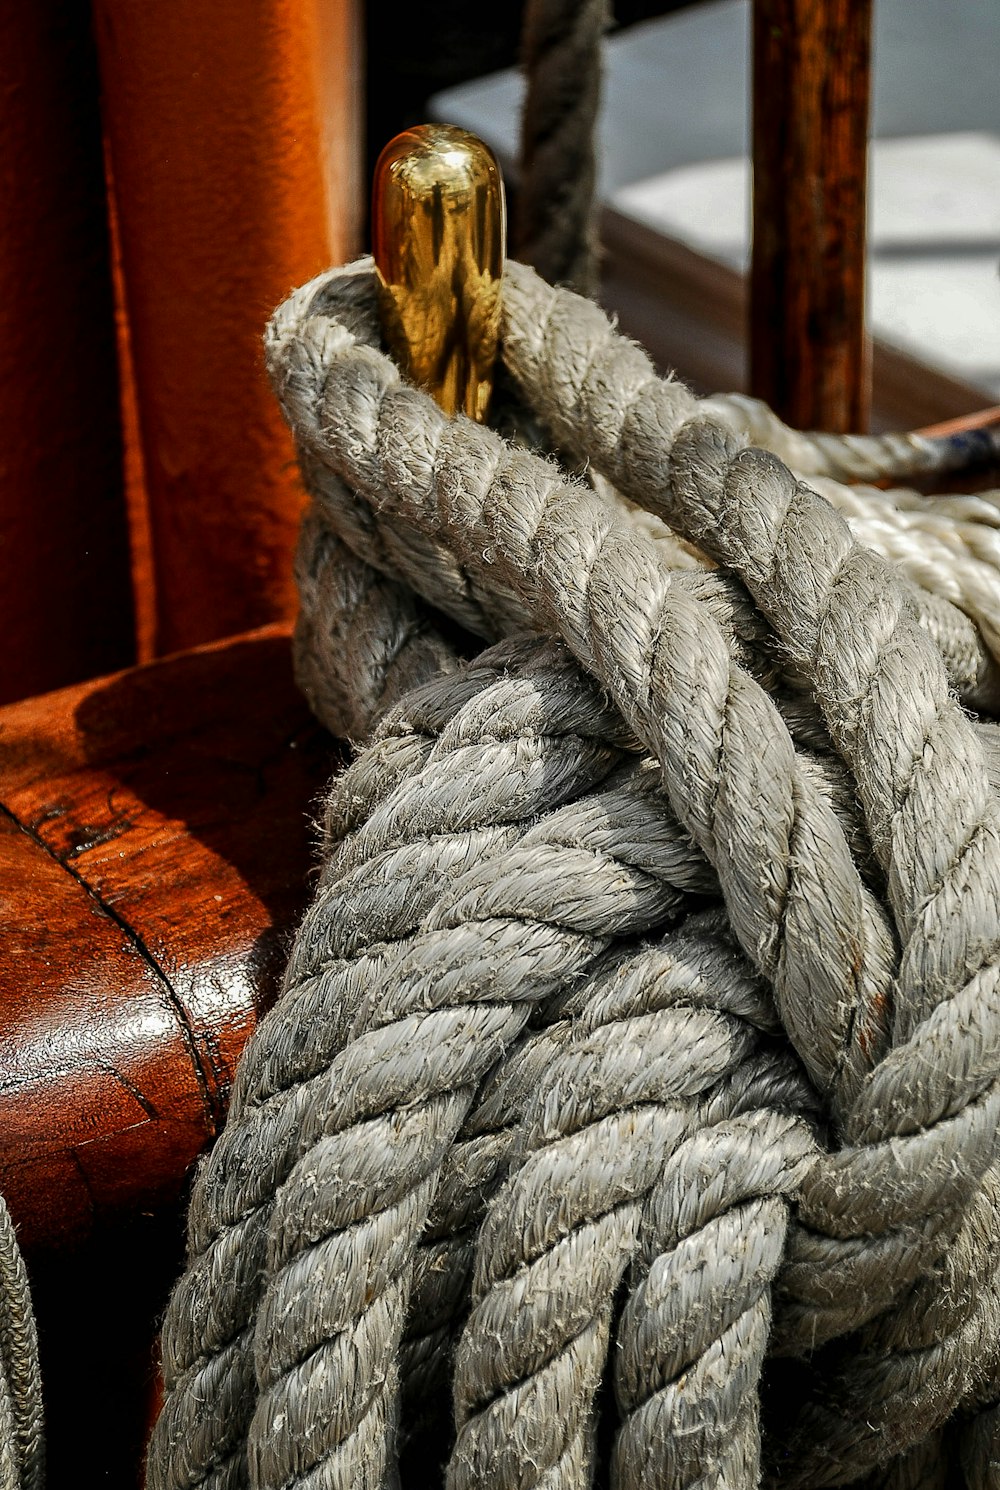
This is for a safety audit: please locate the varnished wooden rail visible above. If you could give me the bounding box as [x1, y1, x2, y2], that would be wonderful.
[92, 0, 362, 661]
[0, 625, 338, 1251]
[0, 0, 133, 705]
[0, 1, 362, 706]
[0, 626, 340, 1486]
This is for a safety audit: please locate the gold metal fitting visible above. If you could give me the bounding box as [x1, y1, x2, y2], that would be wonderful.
[372, 123, 506, 423]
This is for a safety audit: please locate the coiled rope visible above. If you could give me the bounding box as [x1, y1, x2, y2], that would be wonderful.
[144, 5, 1000, 1480]
[3, 2, 997, 1487]
[0, 11, 988, 1490]
[144, 243, 1000, 1490]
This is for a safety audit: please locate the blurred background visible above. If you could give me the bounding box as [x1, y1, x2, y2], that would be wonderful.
[436, 0, 1000, 403]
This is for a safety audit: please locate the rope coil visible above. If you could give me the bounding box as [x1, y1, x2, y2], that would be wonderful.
[143, 256, 1000, 1490]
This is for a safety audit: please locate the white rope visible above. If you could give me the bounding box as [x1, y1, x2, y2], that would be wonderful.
[145, 257, 1000, 1490]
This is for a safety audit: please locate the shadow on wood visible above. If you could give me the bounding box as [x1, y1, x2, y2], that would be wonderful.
[0, 624, 341, 1486]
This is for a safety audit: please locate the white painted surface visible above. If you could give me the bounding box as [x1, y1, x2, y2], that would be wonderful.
[434, 0, 1000, 396]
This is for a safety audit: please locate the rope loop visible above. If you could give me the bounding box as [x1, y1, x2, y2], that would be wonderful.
[141, 256, 1000, 1490]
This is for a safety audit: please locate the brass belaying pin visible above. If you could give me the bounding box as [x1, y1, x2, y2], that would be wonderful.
[372, 124, 506, 423]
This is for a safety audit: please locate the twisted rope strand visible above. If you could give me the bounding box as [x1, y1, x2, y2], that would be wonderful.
[613, 1109, 816, 1490]
[517, 0, 609, 296]
[448, 923, 798, 1489]
[149, 647, 640, 1490]
[501, 266, 1000, 1153]
[245, 771, 692, 1487]
[497, 262, 1000, 1472]
[258, 258, 1000, 1486]
[499, 280, 1000, 1481]
[267, 262, 898, 1118]
[151, 240, 1000, 1490]
[0, 1197, 42, 1490]
[701, 390, 1000, 489]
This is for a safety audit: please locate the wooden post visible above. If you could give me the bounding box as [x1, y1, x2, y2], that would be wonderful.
[92, 0, 362, 657]
[0, 0, 133, 704]
[750, 0, 873, 432]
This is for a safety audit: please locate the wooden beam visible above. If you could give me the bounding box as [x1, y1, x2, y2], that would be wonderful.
[750, 0, 873, 432]
[0, 626, 339, 1484]
[0, 625, 338, 1252]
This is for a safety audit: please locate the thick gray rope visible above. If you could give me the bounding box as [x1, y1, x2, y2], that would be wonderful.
[355, 719, 876, 1457]
[268, 260, 899, 1101]
[269, 259, 898, 1113]
[262, 281, 912, 1478]
[497, 264, 1000, 1468]
[256, 258, 1000, 1478]
[613, 1106, 816, 1490]
[291, 269, 1000, 719]
[150, 635, 862, 1490]
[295, 404, 785, 704]
[149, 259, 1000, 1489]
[242, 691, 698, 1489]
[397, 760, 858, 1449]
[516, 0, 609, 297]
[804, 473, 1000, 666]
[500, 265, 1000, 1099]
[0, 1197, 42, 1490]
[292, 504, 465, 743]
[149, 640, 710, 1490]
[448, 916, 817, 1490]
[299, 428, 1000, 721]
[146, 0, 1000, 1466]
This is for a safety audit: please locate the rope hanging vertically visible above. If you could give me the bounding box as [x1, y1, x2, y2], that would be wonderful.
[0, 1198, 42, 1490]
[516, 0, 609, 296]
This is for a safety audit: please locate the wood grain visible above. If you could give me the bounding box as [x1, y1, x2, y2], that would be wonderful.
[0, 626, 342, 1487]
[750, 0, 873, 432]
[0, 624, 339, 1251]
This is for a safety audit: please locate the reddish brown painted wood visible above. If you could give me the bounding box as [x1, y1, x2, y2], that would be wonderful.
[92, 0, 362, 658]
[0, 624, 340, 1251]
[0, 0, 133, 704]
[750, 0, 873, 432]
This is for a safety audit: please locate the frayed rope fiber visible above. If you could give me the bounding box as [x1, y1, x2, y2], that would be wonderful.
[144, 256, 1000, 1490]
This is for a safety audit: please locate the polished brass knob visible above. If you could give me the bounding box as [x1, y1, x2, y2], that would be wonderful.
[372, 123, 506, 423]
